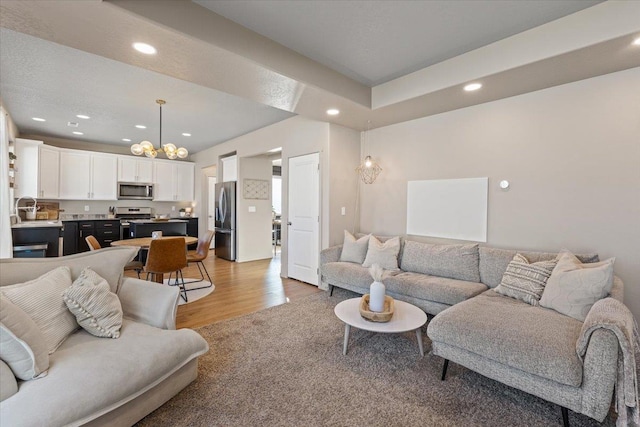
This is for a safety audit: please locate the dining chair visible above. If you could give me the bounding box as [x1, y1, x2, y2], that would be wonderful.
[186, 230, 214, 286]
[85, 235, 143, 278]
[144, 237, 188, 302]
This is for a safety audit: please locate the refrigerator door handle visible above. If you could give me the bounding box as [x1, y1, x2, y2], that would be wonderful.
[220, 187, 227, 224]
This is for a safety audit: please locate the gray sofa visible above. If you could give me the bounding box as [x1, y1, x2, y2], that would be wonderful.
[0, 248, 209, 427]
[320, 239, 623, 424]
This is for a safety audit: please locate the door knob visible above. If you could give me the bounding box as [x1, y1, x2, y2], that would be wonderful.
[287, 222, 292, 226]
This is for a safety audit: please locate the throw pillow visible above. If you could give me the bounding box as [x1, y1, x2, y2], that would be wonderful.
[494, 254, 557, 306]
[63, 268, 123, 339]
[362, 235, 401, 271]
[540, 250, 615, 321]
[339, 231, 370, 264]
[2, 267, 77, 354]
[0, 294, 49, 380]
[400, 241, 480, 282]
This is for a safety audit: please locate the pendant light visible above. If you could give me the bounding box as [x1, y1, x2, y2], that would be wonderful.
[130, 100, 188, 159]
[356, 120, 381, 184]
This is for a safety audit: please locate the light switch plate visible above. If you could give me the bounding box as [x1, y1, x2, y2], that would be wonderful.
[248, 206, 256, 213]
[84, 205, 90, 212]
[341, 207, 346, 215]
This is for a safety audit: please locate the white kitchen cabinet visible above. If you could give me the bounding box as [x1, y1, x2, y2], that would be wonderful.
[14, 140, 60, 199]
[59, 149, 117, 200]
[153, 160, 195, 201]
[38, 145, 60, 199]
[118, 157, 153, 183]
[221, 155, 237, 182]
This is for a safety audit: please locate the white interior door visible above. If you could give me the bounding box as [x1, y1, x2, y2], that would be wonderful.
[287, 152, 319, 285]
[208, 176, 217, 249]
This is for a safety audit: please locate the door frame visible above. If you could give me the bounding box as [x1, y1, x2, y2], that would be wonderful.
[207, 176, 217, 248]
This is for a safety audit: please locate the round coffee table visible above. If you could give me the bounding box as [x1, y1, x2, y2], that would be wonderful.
[334, 298, 428, 356]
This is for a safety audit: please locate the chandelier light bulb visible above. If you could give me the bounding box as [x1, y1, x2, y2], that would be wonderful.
[364, 156, 373, 168]
[144, 148, 157, 158]
[163, 143, 177, 154]
[166, 151, 178, 160]
[176, 147, 189, 159]
[130, 143, 143, 155]
[140, 141, 153, 151]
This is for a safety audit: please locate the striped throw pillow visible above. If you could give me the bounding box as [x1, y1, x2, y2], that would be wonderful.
[495, 254, 557, 306]
[63, 268, 123, 338]
[2, 267, 77, 354]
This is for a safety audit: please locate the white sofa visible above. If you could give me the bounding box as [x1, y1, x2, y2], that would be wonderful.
[0, 248, 209, 427]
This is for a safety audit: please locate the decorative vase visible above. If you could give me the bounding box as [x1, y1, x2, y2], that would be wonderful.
[369, 281, 386, 312]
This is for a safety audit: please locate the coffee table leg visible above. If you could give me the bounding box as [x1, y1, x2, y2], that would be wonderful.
[343, 324, 350, 355]
[416, 328, 424, 357]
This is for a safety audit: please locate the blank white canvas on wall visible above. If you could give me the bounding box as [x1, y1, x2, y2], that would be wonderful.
[407, 177, 488, 242]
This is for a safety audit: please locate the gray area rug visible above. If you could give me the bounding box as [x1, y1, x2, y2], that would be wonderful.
[136, 288, 615, 426]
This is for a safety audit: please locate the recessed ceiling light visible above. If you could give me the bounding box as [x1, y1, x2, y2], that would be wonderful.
[268, 147, 282, 153]
[633, 37, 640, 46]
[67, 122, 79, 127]
[32, 117, 46, 122]
[133, 42, 157, 55]
[135, 125, 146, 129]
[464, 83, 482, 92]
[182, 133, 191, 137]
[76, 114, 90, 119]
[122, 138, 132, 142]
[72, 131, 84, 135]
[326, 108, 340, 116]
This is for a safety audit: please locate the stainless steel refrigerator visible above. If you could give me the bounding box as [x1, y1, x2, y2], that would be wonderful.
[214, 181, 236, 261]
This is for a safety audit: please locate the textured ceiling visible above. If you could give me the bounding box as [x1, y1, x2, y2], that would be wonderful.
[0, 28, 293, 152]
[195, 0, 602, 86]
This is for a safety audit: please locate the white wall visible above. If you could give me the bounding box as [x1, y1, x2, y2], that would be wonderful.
[359, 67, 640, 319]
[237, 156, 273, 262]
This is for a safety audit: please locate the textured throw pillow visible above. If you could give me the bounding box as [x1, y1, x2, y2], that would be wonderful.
[2, 267, 77, 354]
[400, 241, 480, 282]
[63, 268, 123, 339]
[494, 254, 557, 306]
[339, 231, 370, 264]
[362, 235, 401, 271]
[0, 294, 49, 380]
[540, 251, 615, 321]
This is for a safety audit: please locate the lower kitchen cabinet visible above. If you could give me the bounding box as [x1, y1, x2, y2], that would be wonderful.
[12, 227, 62, 257]
[64, 220, 121, 254]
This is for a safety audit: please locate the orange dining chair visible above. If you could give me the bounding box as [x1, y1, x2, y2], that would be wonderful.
[144, 237, 189, 302]
[85, 235, 143, 278]
[186, 230, 215, 287]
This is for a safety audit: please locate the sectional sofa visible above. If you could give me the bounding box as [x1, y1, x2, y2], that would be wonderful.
[320, 238, 624, 425]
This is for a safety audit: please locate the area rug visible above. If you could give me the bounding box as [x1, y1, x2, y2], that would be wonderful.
[135, 288, 614, 427]
[163, 279, 214, 305]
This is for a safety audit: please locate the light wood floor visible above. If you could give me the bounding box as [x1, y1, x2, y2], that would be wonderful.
[125, 249, 322, 329]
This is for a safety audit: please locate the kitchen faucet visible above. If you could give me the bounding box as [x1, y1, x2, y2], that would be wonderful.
[13, 196, 38, 223]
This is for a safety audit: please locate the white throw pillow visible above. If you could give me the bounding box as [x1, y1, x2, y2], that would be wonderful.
[539, 250, 615, 321]
[0, 294, 49, 380]
[2, 267, 77, 354]
[362, 235, 401, 271]
[63, 268, 123, 338]
[339, 231, 370, 264]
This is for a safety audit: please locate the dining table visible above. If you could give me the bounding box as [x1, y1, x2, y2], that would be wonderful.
[111, 236, 198, 283]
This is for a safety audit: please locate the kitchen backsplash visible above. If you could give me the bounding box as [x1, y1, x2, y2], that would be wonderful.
[45, 199, 195, 217]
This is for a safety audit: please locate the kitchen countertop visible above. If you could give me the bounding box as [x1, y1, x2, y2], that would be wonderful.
[11, 220, 63, 229]
[128, 219, 188, 224]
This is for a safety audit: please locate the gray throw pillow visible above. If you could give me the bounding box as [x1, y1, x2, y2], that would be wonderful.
[540, 251, 615, 321]
[494, 254, 557, 306]
[400, 241, 480, 282]
[2, 267, 77, 354]
[339, 231, 370, 264]
[362, 235, 400, 271]
[63, 268, 123, 339]
[0, 294, 49, 380]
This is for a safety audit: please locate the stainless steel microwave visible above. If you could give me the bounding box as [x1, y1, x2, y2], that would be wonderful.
[117, 182, 154, 200]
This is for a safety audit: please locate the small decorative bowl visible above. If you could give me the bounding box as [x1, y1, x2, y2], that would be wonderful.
[359, 294, 394, 322]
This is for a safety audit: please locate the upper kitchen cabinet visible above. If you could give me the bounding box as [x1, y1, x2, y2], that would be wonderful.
[118, 157, 153, 183]
[153, 160, 195, 201]
[221, 155, 238, 182]
[59, 149, 117, 200]
[14, 139, 59, 199]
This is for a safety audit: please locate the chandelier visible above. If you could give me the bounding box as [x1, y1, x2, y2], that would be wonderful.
[130, 100, 188, 159]
[356, 121, 381, 184]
